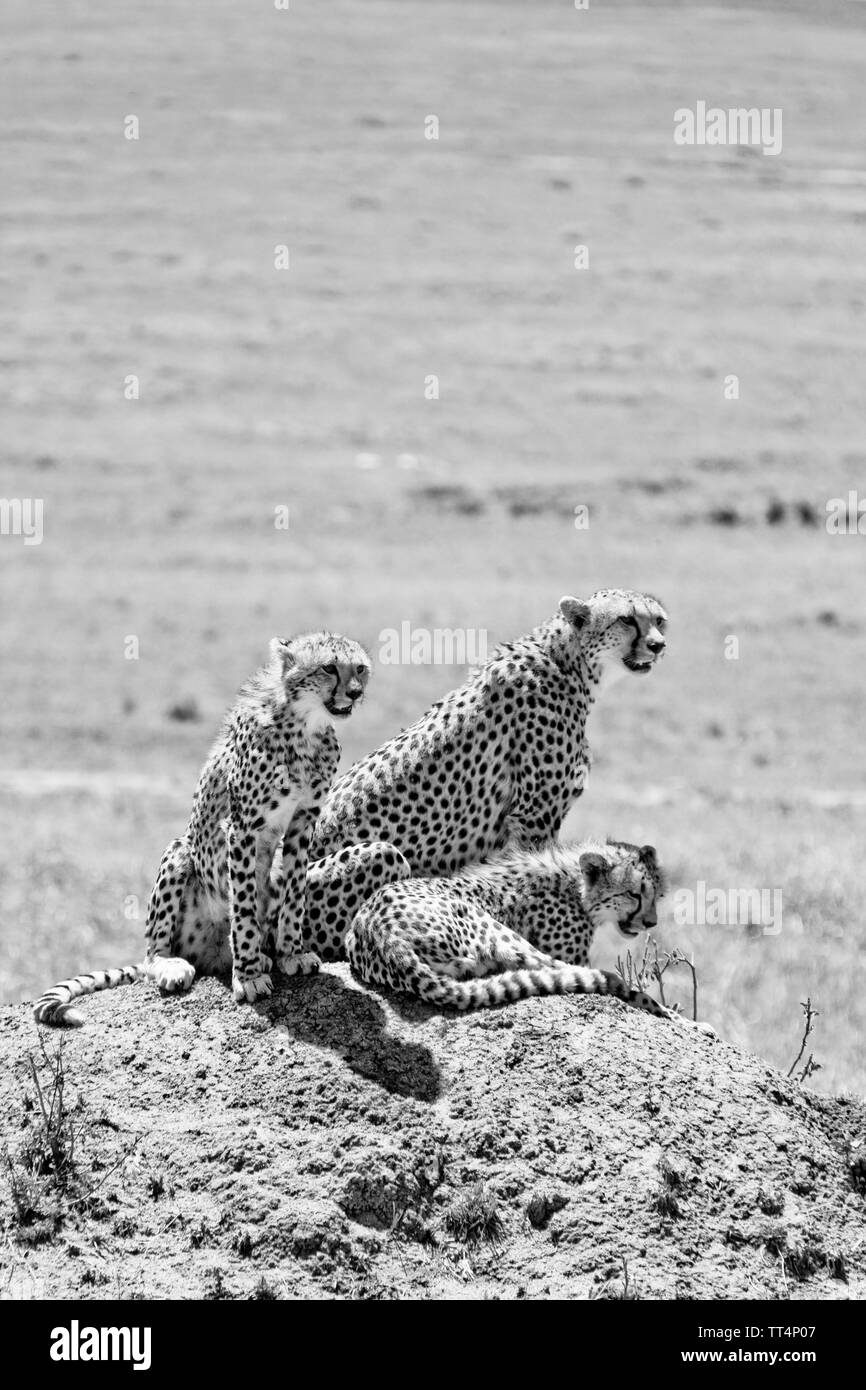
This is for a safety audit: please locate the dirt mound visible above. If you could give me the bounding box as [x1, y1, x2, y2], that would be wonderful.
[1, 968, 863, 1301]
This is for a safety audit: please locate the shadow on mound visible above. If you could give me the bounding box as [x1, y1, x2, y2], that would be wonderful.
[258, 970, 443, 1103]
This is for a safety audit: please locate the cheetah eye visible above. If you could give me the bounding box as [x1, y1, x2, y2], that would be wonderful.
[322, 664, 338, 677]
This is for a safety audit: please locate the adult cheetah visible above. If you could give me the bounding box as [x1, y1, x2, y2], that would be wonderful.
[303, 589, 669, 961]
[345, 837, 708, 1026]
[34, 631, 371, 1025]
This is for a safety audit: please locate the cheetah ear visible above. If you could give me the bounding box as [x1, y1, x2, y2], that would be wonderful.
[640, 844, 658, 867]
[559, 596, 591, 629]
[579, 851, 608, 887]
[269, 637, 295, 672]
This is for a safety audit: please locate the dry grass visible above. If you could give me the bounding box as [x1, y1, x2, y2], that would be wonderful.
[1, 0, 865, 1094]
[3, 1038, 78, 1244]
[443, 1183, 504, 1247]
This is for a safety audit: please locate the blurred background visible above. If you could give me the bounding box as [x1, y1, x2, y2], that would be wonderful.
[1, 0, 864, 1091]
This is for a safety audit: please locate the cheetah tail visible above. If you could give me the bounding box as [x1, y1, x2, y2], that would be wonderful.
[416, 964, 669, 1017]
[33, 964, 146, 1028]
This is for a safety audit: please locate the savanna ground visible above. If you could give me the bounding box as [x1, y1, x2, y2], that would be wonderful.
[0, 0, 865, 1097]
[3, 972, 865, 1301]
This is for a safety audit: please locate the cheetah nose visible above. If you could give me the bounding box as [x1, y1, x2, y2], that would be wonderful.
[646, 638, 665, 655]
[347, 684, 363, 701]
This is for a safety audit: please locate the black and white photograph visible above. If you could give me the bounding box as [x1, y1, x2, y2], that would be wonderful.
[1, 0, 864, 1332]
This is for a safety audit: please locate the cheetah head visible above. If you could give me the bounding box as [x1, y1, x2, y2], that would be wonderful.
[270, 632, 371, 721]
[578, 841, 664, 939]
[559, 589, 668, 685]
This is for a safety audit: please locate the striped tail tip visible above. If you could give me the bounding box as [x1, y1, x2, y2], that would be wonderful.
[33, 996, 85, 1028]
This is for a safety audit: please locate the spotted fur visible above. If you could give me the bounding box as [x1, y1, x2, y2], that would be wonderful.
[305, 589, 669, 960]
[346, 838, 710, 1029]
[34, 631, 371, 1026]
[34, 590, 671, 1024]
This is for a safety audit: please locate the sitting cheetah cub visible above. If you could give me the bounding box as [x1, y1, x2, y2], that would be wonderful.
[346, 838, 714, 1030]
[35, 631, 370, 1025]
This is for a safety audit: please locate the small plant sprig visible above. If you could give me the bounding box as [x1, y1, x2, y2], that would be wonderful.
[2, 1036, 79, 1241]
[22, 1035, 79, 1187]
[616, 935, 700, 1022]
[590, 1256, 639, 1301]
[4, 1036, 139, 1243]
[787, 998, 822, 1085]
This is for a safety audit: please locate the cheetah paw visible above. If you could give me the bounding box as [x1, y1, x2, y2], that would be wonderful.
[666, 1008, 717, 1037]
[150, 958, 196, 993]
[276, 951, 321, 977]
[232, 972, 273, 1003]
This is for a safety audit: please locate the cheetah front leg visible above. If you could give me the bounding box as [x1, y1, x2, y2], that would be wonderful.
[226, 819, 274, 1002]
[271, 810, 320, 977]
[144, 836, 197, 994]
[658, 1004, 718, 1036]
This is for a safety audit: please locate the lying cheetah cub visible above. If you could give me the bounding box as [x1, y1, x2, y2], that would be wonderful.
[346, 838, 713, 1029]
[35, 631, 370, 1025]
